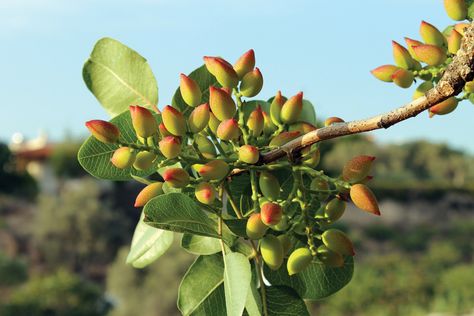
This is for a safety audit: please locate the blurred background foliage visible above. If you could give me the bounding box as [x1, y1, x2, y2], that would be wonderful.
[0, 134, 473, 315]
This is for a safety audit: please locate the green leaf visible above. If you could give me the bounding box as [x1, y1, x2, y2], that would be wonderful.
[223, 252, 251, 316]
[83, 37, 158, 117]
[126, 211, 174, 268]
[224, 218, 248, 238]
[245, 263, 262, 316]
[144, 193, 233, 245]
[178, 254, 226, 316]
[264, 256, 354, 300]
[181, 233, 221, 255]
[266, 286, 309, 316]
[242, 100, 271, 122]
[172, 65, 218, 113]
[77, 110, 161, 180]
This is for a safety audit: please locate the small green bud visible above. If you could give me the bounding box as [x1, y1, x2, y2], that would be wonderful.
[391, 68, 414, 89]
[280, 92, 303, 124]
[240, 67, 263, 97]
[444, 0, 467, 21]
[322, 229, 355, 256]
[111, 147, 136, 169]
[180, 73, 202, 107]
[342, 155, 376, 183]
[412, 44, 447, 66]
[413, 81, 434, 100]
[259, 171, 280, 201]
[217, 118, 240, 141]
[392, 40, 416, 69]
[133, 151, 156, 170]
[287, 248, 312, 275]
[350, 184, 380, 215]
[130, 105, 158, 138]
[85, 120, 120, 144]
[261, 202, 283, 226]
[246, 213, 268, 240]
[159, 136, 181, 159]
[324, 198, 346, 222]
[260, 235, 284, 270]
[310, 178, 330, 201]
[233, 49, 255, 79]
[204, 56, 239, 88]
[316, 245, 344, 267]
[271, 215, 289, 231]
[162, 167, 190, 188]
[370, 65, 399, 82]
[198, 160, 229, 181]
[428, 97, 458, 117]
[188, 103, 210, 133]
[270, 91, 287, 125]
[162, 105, 186, 136]
[448, 29, 463, 54]
[277, 234, 292, 256]
[239, 145, 259, 164]
[209, 86, 236, 121]
[269, 131, 301, 147]
[420, 21, 447, 47]
[247, 105, 264, 137]
[195, 182, 217, 205]
[134, 182, 164, 207]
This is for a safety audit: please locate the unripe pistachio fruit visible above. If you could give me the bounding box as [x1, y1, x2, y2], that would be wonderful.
[260, 235, 284, 270]
[238, 145, 259, 164]
[188, 103, 210, 133]
[465, 80, 474, 93]
[454, 23, 470, 36]
[203, 56, 239, 88]
[240, 67, 263, 97]
[111, 147, 136, 169]
[287, 247, 312, 275]
[133, 151, 156, 170]
[246, 213, 268, 240]
[130, 105, 158, 138]
[159, 136, 181, 159]
[324, 198, 346, 222]
[404, 37, 424, 60]
[209, 86, 236, 121]
[270, 90, 287, 125]
[289, 122, 317, 134]
[448, 29, 463, 54]
[322, 229, 355, 256]
[260, 202, 283, 226]
[444, 0, 467, 21]
[85, 120, 120, 144]
[259, 172, 280, 201]
[162, 167, 190, 188]
[271, 215, 289, 231]
[392, 40, 415, 69]
[198, 160, 229, 181]
[208, 112, 221, 135]
[324, 117, 344, 127]
[420, 21, 447, 47]
[428, 97, 458, 117]
[392, 68, 414, 89]
[269, 131, 301, 147]
[342, 155, 376, 183]
[233, 49, 255, 79]
[280, 92, 303, 124]
[303, 149, 321, 168]
[310, 178, 330, 201]
[217, 118, 240, 141]
[413, 81, 434, 100]
[194, 135, 217, 159]
[370, 65, 399, 82]
[262, 111, 277, 135]
[179, 73, 202, 107]
[195, 182, 217, 205]
[412, 44, 447, 66]
[277, 234, 292, 255]
[134, 182, 164, 207]
[247, 106, 264, 137]
[159, 123, 172, 137]
[350, 184, 380, 215]
[162, 105, 186, 137]
[317, 245, 344, 267]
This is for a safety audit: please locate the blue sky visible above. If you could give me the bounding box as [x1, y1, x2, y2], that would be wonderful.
[2, 0, 473, 153]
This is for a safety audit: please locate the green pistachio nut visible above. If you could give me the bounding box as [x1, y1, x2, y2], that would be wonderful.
[188, 103, 210, 133]
[404, 37, 424, 60]
[111, 147, 136, 169]
[133, 151, 156, 170]
[412, 44, 447, 66]
[262, 111, 277, 135]
[287, 247, 312, 275]
[269, 131, 301, 147]
[240, 67, 263, 97]
[134, 182, 164, 207]
[239, 145, 259, 164]
[270, 90, 287, 125]
[259, 171, 280, 201]
[204, 56, 239, 88]
[261, 202, 283, 226]
[428, 97, 458, 117]
[162, 167, 190, 188]
[413, 81, 434, 100]
[322, 229, 355, 256]
[159, 136, 181, 159]
[209, 86, 237, 121]
[420, 21, 447, 47]
[179, 73, 202, 107]
[277, 234, 292, 256]
[198, 160, 229, 181]
[370, 65, 400, 82]
[129, 105, 158, 138]
[448, 29, 463, 54]
[194, 135, 217, 159]
[392, 40, 416, 69]
[391, 68, 414, 88]
[303, 149, 321, 168]
[324, 198, 346, 222]
[310, 178, 330, 201]
[217, 118, 240, 141]
[260, 235, 284, 270]
[316, 245, 344, 267]
[162, 105, 186, 137]
[444, 0, 467, 21]
[208, 112, 221, 135]
[234, 49, 255, 79]
[159, 123, 172, 138]
[280, 92, 303, 124]
[246, 213, 268, 240]
[85, 120, 120, 144]
[271, 215, 289, 231]
[195, 182, 217, 205]
[247, 106, 264, 137]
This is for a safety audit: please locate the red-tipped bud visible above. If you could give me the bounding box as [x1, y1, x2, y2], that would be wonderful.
[247, 106, 264, 137]
[413, 81, 434, 100]
[370, 65, 400, 82]
[289, 122, 317, 134]
[316, 245, 344, 268]
[259, 172, 280, 201]
[429, 97, 459, 117]
[133, 151, 156, 170]
[412, 44, 447, 66]
[350, 184, 380, 215]
[246, 213, 268, 240]
[454, 23, 470, 36]
[269, 131, 301, 147]
[198, 160, 229, 181]
[287, 248, 312, 275]
[448, 29, 463, 54]
[111, 147, 136, 169]
[162, 105, 186, 136]
[324, 117, 345, 127]
[85, 120, 120, 143]
[203, 56, 239, 88]
[194, 135, 217, 158]
[129, 105, 158, 138]
[392, 40, 416, 69]
[444, 0, 468, 21]
[209, 86, 236, 121]
[134, 182, 164, 207]
[195, 182, 217, 205]
[240, 67, 263, 97]
[159, 123, 172, 137]
[159, 136, 181, 159]
[404, 37, 424, 60]
[262, 111, 277, 135]
[322, 229, 355, 256]
[270, 91, 287, 125]
[216, 118, 240, 141]
[260, 235, 284, 270]
[162, 167, 190, 188]
[261, 202, 283, 226]
[179, 74, 202, 107]
[188, 103, 210, 133]
[280, 92, 303, 124]
[391, 68, 414, 88]
[208, 112, 221, 135]
[239, 145, 259, 164]
[324, 198, 346, 222]
[420, 21, 447, 47]
[342, 155, 376, 183]
[234, 49, 256, 79]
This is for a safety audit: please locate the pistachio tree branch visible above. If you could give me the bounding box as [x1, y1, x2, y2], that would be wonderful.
[260, 22, 474, 164]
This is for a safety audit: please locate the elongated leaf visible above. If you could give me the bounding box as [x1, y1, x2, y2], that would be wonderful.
[172, 65, 218, 113]
[223, 252, 251, 316]
[266, 286, 309, 316]
[83, 37, 158, 117]
[78, 110, 161, 180]
[181, 233, 221, 255]
[144, 193, 233, 245]
[126, 211, 174, 268]
[245, 263, 262, 316]
[264, 256, 354, 300]
[178, 254, 226, 316]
